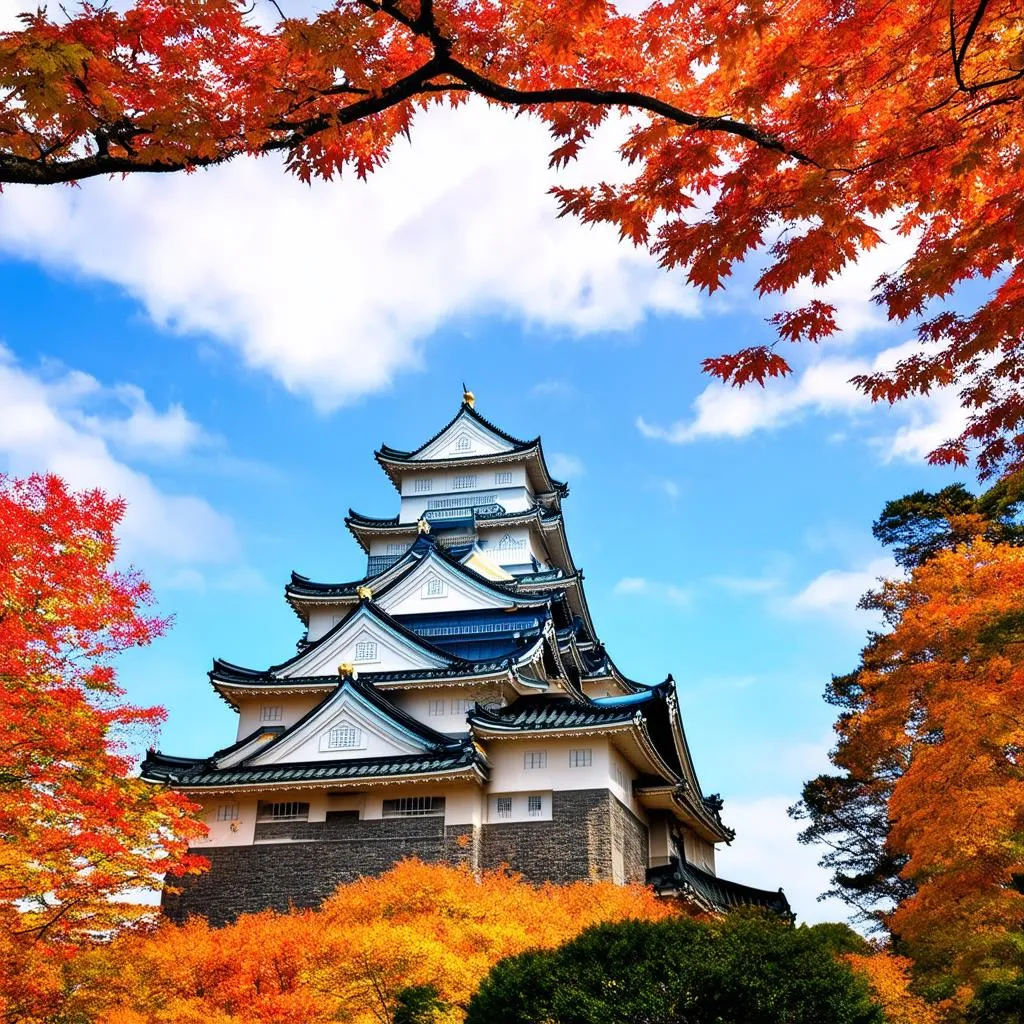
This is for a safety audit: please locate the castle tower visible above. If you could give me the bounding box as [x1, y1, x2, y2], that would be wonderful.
[143, 395, 790, 924]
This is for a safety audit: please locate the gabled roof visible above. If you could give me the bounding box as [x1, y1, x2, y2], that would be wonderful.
[374, 403, 569, 499]
[379, 402, 536, 460]
[141, 744, 486, 790]
[286, 534, 555, 621]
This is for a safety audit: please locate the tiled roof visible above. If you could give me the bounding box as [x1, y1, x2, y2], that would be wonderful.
[469, 696, 640, 731]
[141, 744, 485, 788]
[377, 401, 536, 460]
[646, 857, 792, 917]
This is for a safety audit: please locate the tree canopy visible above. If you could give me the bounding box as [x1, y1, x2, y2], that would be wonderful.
[465, 914, 886, 1024]
[2, 0, 1024, 475]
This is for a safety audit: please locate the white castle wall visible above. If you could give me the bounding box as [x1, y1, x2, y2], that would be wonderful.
[236, 694, 320, 740]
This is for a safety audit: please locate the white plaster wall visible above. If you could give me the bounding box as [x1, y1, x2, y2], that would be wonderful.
[379, 565, 511, 617]
[607, 745, 648, 821]
[399, 476, 533, 523]
[477, 527, 535, 567]
[683, 830, 717, 874]
[236, 695, 320, 740]
[486, 737, 612, 793]
[308, 609, 349, 643]
[487, 790, 553, 823]
[392, 687, 482, 734]
[444, 785, 485, 826]
[192, 795, 259, 847]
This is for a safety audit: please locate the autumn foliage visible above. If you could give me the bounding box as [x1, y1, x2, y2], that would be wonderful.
[33, 860, 675, 1024]
[2, 1, 1024, 474]
[0, 475, 204, 1015]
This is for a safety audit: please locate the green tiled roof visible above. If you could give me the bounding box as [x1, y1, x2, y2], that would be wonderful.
[141, 744, 485, 788]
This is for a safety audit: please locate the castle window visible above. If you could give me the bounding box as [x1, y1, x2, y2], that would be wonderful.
[414, 478, 432, 493]
[257, 801, 309, 821]
[424, 577, 446, 598]
[612, 762, 626, 789]
[524, 751, 547, 770]
[494, 470, 513, 485]
[496, 796, 512, 819]
[327, 724, 362, 749]
[354, 640, 378, 662]
[498, 534, 524, 551]
[428, 699, 446, 716]
[382, 796, 445, 818]
[454, 434, 472, 452]
[453, 474, 477, 490]
[385, 542, 406, 555]
[216, 803, 239, 822]
[260, 705, 283, 722]
[450, 697, 472, 715]
[569, 749, 592, 768]
[527, 795, 543, 817]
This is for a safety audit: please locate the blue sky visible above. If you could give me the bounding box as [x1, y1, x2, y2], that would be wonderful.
[0, 82, 972, 921]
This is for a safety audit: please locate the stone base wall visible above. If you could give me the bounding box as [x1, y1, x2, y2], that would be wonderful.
[165, 789, 650, 925]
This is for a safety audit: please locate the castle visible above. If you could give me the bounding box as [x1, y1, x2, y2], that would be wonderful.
[143, 394, 789, 924]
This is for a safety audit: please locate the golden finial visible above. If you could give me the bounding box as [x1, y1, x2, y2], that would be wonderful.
[417, 517, 431, 534]
[337, 663, 358, 679]
[356, 585, 373, 600]
[462, 381, 475, 409]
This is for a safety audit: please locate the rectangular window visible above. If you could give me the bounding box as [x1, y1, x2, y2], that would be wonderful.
[354, 640, 378, 662]
[427, 699, 446, 716]
[453, 474, 477, 490]
[260, 705, 283, 722]
[425, 577, 445, 597]
[524, 751, 547, 770]
[327, 724, 362, 749]
[382, 796, 445, 818]
[612, 763, 626, 789]
[569, 749, 593, 768]
[216, 803, 239, 822]
[527, 795, 543, 817]
[494, 470, 513, 485]
[385, 542, 406, 555]
[257, 801, 309, 821]
[450, 697, 472, 715]
[496, 796, 512, 819]
[414, 478, 432, 493]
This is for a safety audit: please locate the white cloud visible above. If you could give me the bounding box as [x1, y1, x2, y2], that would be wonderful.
[715, 796, 852, 925]
[0, 102, 700, 411]
[780, 557, 897, 627]
[548, 451, 586, 480]
[0, 347, 238, 567]
[637, 337, 965, 464]
[710, 573, 781, 596]
[613, 576, 692, 607]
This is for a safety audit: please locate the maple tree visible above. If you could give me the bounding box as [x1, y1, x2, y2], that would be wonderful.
[797, 536, 1024, 992]
[1, 1, 1024, 474]
[0, 474, 205, 1017]
[47, 859, 675, 1024]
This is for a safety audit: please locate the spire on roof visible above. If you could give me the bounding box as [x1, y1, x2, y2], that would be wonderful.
[462, 381, 475, 409]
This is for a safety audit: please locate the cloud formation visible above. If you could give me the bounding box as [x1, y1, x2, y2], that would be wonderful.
[0, 102, 699, 411]
[0, 348, 238, 568]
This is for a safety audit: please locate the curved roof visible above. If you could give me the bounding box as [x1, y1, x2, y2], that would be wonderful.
[378, 401, 537, 460]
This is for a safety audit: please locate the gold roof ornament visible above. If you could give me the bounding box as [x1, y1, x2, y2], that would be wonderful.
[417, 518, 431, 534]
[337, 663, 358, 680]
[462, 382, 475, 409]
[356, 585, 373, 600]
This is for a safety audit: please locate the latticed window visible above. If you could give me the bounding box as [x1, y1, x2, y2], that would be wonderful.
[454, 434, 472, 452]
[257, 801, 309, 821]
[327, 724, 362, 749]
[496, 797, 512, 819]
[216, 803, 239, 821]
[450, 697, 472, 715]
[354, 640, 378, 662]
[386, 542, 406, 555]
[528, 795, 543, 817]
[569, 749, 592, 768]
[428, 699, 446, 716]
[453, 474, 477, 490]
[425, 577, 445, 597]
[414, 478, 432, 493]
[498, 534, 524, 550]
[382, 796, 445, 818]
[524, 751, 547, 770]
[260, 705, 283, 722]
[494, 470, 513, 485]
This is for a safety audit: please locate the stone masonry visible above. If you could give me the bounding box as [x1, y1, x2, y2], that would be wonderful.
[164, 788, 649, 925]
